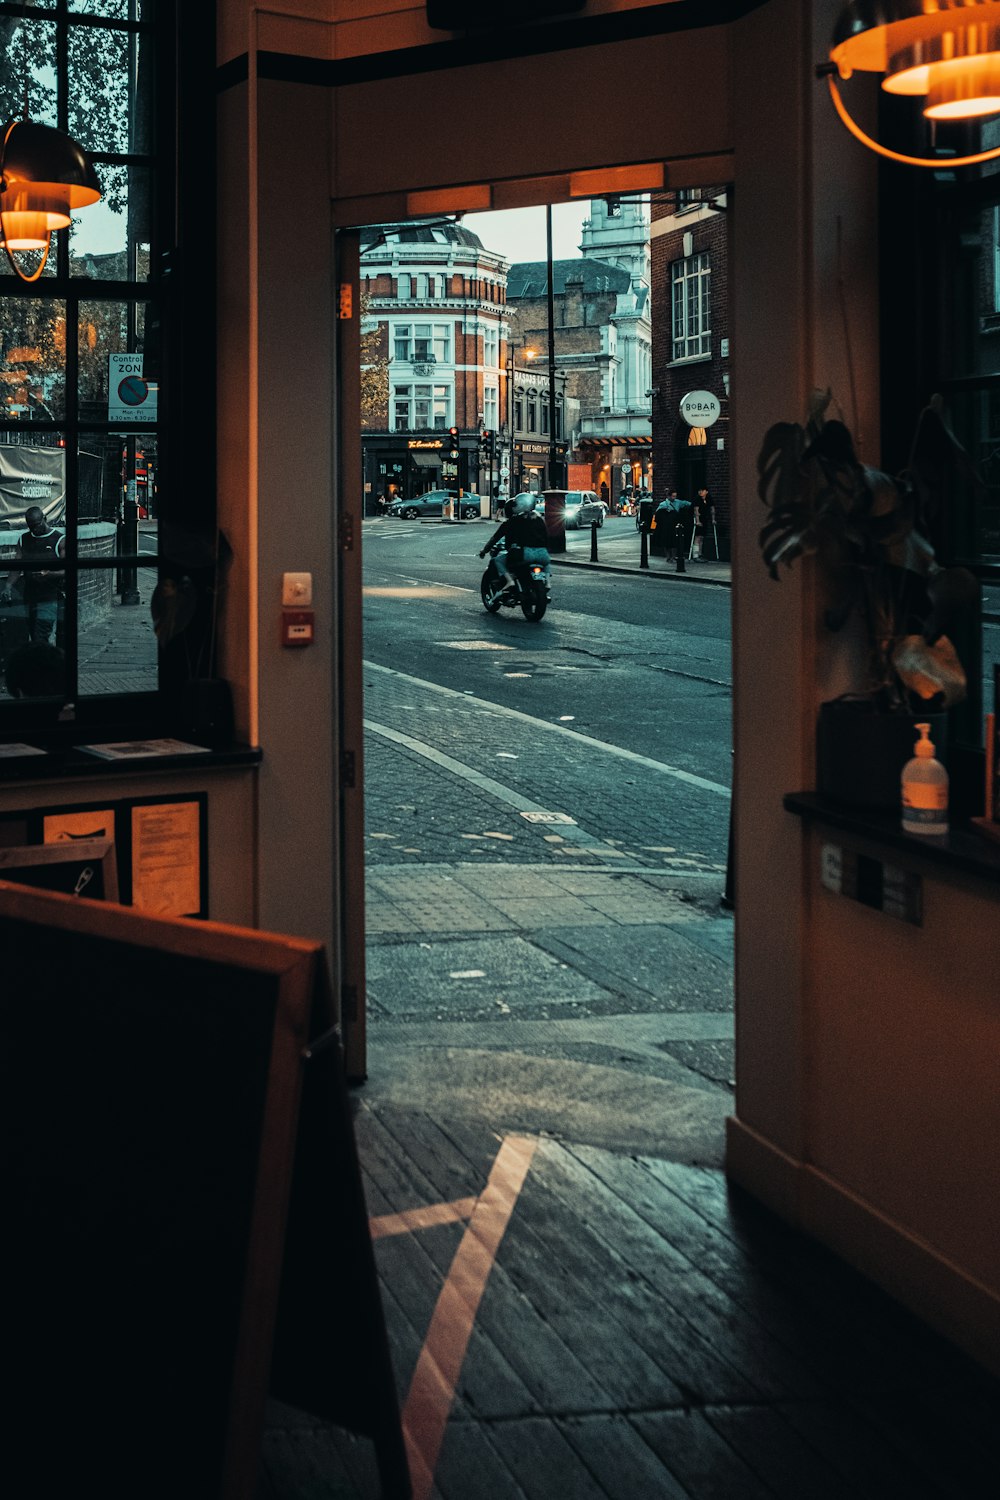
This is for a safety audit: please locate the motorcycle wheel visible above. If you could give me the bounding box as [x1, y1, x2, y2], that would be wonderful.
[521, 579, 548, 622]
[481, 571, 503, 613]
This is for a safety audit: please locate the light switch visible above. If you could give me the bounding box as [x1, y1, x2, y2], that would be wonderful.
[282, 572, 313, 607]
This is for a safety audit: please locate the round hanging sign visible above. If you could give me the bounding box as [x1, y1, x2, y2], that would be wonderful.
[679, 389, 721, 427]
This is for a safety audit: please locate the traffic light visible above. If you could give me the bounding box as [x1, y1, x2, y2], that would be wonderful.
[447, 425, 460, 461]
[478, 427, 494, 459]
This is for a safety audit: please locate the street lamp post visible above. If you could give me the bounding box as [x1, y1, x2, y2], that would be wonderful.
[545, 204, 558, 490]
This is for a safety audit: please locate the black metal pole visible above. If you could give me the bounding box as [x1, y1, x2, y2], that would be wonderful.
[546, 205, 557, 490]
[675, 521, 686, 573]
[590, 520, 599, 562]
[639, 527, 649, 569]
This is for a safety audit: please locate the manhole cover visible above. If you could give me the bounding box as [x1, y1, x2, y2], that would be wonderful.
[520, 811, 577, 825]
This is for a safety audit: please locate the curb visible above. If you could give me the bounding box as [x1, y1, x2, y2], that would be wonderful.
[551, 557, 732, 587]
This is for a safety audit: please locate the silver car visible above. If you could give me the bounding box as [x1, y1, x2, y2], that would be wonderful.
[541, 489, 606, 529]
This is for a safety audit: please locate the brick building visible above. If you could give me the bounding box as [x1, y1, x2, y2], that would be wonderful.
[650, 189, 731, 554]
[359, 221, 508, 504]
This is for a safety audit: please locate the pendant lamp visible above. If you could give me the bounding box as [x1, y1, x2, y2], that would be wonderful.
[826, 0, 1000, 166]
[0, 119, 102, 281]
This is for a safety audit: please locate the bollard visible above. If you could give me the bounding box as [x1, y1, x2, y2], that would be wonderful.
[675, 522, 686, 573]
[590, 520, 599, 562]
[639, 526, 649, 569]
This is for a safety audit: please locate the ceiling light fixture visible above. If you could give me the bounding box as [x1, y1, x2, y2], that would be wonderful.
[0, 119, 101, 282]
[824, 0, 1000, 166]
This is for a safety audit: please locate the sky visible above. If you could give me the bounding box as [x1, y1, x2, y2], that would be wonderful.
[460, 202, 590, 266]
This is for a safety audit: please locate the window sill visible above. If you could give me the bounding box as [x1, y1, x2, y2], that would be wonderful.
[0, 742, 262, 786]
[784, 791, 1000, 887]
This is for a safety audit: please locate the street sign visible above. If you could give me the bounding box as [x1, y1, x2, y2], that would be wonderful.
[108, 353, 158, 424]
[679, 389, 721, 427]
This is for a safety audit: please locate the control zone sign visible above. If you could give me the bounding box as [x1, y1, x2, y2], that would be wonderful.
[108, 353, 158, 424]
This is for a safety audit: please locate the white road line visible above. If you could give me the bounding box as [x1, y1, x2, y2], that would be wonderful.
[364, 660, 730, 798]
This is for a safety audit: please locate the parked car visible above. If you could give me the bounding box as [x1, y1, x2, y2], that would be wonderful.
[387, 489, 483, 520]
[541, 490, 606, 529]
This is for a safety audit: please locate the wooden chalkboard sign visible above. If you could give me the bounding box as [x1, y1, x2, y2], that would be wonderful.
[0, 880, 409, 1500]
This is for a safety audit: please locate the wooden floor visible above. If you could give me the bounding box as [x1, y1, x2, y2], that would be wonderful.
[261, 1102, 1000, 1499]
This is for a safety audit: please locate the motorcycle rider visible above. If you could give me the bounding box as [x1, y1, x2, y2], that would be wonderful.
[479, 493, 551, 596]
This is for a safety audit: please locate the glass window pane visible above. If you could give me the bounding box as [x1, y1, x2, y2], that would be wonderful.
[69, 2, 157, 17]
[0, 300, 67, 422]
[71, 165, 153, 280]
[0, 19, 57, 130]
[78, 562, 158, 698]
[68, 25, 139, 157]
[78, 299, 157, 422]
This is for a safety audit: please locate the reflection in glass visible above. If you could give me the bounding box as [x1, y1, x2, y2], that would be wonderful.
[0, 302, 67, 422]
[78, 564, 158, 697]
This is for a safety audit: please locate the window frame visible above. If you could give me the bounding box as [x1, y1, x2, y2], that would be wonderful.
[0, 0, 216, 743]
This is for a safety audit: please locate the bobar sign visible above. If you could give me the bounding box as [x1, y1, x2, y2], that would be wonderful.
[679, 389, 721, 427]
[108, 352, 158, 424]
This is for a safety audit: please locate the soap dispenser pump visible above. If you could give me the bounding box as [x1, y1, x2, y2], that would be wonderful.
[901, 722, 948, 836]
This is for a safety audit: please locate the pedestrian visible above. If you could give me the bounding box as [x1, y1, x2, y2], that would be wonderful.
[0, 506, 65, 646]
[649, 494, 676, 558]
[692, 487, 715, 560]
[375, 491, 388, 517]
[599, 480, 609, 506]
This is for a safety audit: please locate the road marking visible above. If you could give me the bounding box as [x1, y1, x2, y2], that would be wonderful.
[438, 640, 515, 650]
[401, 1135, 538, 1500]
[364, 660, 730, 798]
[365, 719, 619, 858]
[369, 1197, 478, 1240]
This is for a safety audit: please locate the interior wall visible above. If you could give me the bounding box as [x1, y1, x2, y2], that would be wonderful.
[727, 0, 879, 1199]
[216, 69, 340, 947]
[330, 25, 733, 202]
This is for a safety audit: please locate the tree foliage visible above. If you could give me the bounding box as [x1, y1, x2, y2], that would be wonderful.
[360, 290, 388, 428]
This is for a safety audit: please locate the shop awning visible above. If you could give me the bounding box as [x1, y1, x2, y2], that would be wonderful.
[408, 449, 441, 466]
[577, 436, 652, 449]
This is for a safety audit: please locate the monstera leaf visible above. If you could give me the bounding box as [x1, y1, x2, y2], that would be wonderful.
[757, 393, 978, 710]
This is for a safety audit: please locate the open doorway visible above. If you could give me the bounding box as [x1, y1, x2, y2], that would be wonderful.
[342, 180, 735, 1164]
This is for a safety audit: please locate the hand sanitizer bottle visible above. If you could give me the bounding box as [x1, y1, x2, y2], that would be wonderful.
[901, 722, 948, 836]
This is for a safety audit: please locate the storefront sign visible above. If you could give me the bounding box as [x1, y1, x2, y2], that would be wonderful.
[679, 390, 721, 427]
[408, 439, 443, 449]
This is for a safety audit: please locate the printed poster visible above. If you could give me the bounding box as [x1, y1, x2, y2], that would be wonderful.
[131, 800, 201, 917]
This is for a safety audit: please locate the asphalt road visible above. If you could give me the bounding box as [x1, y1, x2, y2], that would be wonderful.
[359, 515, 737, 1144]
[361, 514, 733, 808]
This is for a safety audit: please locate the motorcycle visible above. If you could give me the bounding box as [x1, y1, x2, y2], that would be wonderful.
[479, 543, 550, 622]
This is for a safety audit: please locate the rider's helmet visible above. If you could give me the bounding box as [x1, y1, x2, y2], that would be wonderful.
[513, 493, 536, 515]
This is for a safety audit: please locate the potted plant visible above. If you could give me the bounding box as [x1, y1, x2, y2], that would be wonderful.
[757, 391, 980, 809]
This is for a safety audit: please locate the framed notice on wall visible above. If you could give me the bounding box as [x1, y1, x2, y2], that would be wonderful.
[12, 792, 209, 918]
[130, 796, 207, 918]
